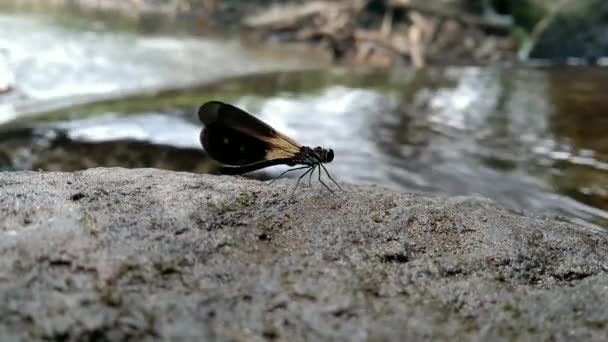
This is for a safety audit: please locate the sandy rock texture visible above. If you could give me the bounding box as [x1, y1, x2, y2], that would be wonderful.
[0, 168, 607, 341]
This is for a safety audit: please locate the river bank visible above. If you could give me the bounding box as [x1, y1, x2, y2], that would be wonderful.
[5, 0, 608, 68]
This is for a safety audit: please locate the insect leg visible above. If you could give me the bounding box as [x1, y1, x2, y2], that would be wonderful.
[317, 165, 337, 197]
[305, 164, 317, 188]
[320, 163, 343, 191]
[269, 166, 310, 185]
[291, 167, 314, 198]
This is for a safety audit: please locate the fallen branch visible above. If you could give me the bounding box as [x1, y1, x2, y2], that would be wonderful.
[243, 1, 365, 30]
[242, 1, 329, 29]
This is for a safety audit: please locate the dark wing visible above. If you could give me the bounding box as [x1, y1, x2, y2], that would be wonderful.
[198, 101, 302, 166]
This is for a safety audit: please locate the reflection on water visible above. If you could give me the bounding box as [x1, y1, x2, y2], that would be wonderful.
[545, 68, 608, 220]
[53, 113, 201, 149]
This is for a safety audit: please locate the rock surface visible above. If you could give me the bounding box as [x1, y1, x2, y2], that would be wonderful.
[0, 167, 607, 341]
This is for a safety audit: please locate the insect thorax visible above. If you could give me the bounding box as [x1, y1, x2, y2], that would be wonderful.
[298, 146, 334, 165]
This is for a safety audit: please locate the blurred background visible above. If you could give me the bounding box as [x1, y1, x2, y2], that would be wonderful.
[0, 0, 607, 230]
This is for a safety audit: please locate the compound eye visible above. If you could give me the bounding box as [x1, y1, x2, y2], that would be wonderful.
[326, 149, 334, 162]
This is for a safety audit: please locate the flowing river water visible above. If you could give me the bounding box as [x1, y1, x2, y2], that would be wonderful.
[1, 9, 607, 231]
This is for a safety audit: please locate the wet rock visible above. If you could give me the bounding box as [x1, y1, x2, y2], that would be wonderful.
[0, 114, 218, 174]
[0, 167, 606, 340]
[0, 127, 214, 173]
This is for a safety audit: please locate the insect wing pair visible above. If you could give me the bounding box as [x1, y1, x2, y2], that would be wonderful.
[197, 101, 341, 196]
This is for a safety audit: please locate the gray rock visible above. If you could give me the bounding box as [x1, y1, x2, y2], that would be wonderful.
[0, 167, 606, 341]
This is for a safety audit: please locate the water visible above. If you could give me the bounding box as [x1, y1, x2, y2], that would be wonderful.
[0, 10, 324, 122]
[1, 10, 607, 231]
